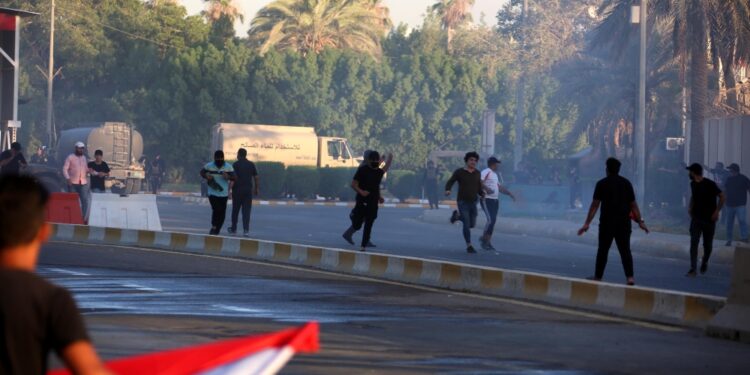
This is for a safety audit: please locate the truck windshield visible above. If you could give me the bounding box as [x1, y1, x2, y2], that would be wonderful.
[327, 140, 343, 159]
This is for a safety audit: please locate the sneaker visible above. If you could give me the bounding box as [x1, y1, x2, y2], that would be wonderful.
[450, 210, 459, 224]
[626, 277, 635, 286]
[686, 269, 697, 277]
[243, 231, 250, 238]
[486, 244, 497, 251]
[342, 232, 355, 245]
[366, 241, 376, 247]
[466, 245, 477, 254]
[227, 227, 236, 234]
[700, 262, 708, 274]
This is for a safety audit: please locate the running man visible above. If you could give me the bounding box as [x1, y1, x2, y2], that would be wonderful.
[342, 150, 393, 252]
[479, 157, 516, 251]
[445, 152, 485, 254]
[200, 150, 235, 235]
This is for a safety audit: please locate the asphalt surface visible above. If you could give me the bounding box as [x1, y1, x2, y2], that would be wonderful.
[39, 242, 749, 374]
[157, 197, 731, 297]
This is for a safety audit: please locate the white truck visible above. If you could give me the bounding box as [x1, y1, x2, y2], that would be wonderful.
[210, 123, 359, 168]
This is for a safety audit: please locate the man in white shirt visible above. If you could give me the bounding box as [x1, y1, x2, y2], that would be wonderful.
[62, 142, 91, 221]
[480, 157, 516, 251]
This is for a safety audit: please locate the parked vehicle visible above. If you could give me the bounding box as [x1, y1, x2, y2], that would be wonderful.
[211, 123, 359, 168]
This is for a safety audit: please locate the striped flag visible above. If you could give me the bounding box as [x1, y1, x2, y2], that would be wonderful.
[49, 322, 319, 375]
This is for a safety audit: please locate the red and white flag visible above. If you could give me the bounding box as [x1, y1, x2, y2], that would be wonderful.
[49, 322, 319, 375]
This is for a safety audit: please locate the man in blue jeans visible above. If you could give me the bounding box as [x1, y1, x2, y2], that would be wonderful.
[724, 163, 750, 246]
[479, 157, 516, 251]
[445, 152, 484, 253]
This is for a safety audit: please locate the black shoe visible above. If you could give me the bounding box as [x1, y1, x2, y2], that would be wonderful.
[466, 245, 477, 254]
[342, 231, 355, 245]
[586, 276, 601, 281]
[366, 241, 376, 247]
[227, 227, 236, 234]
[209, 229, 218, 235]
[450, 210, 459, 224]
[700, 262, 708, 274]
[686, 269, 697, 277]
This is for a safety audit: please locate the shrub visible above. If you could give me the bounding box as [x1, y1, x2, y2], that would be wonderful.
[318, 167, 357, 200]
[286, 166, 321, 200]
[387, 170, 418, 201]
[255, 162, 286, 199]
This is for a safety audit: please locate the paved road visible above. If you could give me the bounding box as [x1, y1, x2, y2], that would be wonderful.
[39, 242, 748, 374]
[157, 198, 731, 296]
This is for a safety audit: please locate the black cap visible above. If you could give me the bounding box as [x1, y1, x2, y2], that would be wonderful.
[487, 156, 500, 165]
[727, 163, 740, 172]
[686, 163, 703, 174]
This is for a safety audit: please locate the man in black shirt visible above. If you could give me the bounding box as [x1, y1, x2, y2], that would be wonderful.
[445, 151, 485, 254]
[228, 148, 259, 237]
[578, 158, 649, 285]
[342, 150, 393, 252]
[0, 175, 109, 374]
[87, 149, 111, 193]
[0, 142, 27, 175]
[723, 163, 749, 246]
[686, 163, 726, 276]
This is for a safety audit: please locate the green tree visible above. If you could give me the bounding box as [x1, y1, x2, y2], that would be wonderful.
[248, 0, 391, 57]
[430, 0, 475, 49]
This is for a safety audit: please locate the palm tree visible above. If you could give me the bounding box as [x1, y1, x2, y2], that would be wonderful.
[248, 0, 391, 57]
[431, 0, 475, 49]
[592, 0, 750, 163]
[203, 0, 244, 24]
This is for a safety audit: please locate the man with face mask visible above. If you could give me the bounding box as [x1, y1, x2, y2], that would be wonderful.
[62, 142, 91, 221]
[200, 150, 235, 235]
[342, 150, 393, 252]
[685, 163, 726, 276]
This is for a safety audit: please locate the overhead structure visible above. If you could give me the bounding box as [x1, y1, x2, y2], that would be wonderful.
[0, 7, 38, 151]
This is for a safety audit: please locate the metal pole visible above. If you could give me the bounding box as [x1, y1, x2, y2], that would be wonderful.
[11, 15, 20, 144]
[513, 0, 528, 171]
[635, 0, 647, 204]
[46, 0, 55, 147]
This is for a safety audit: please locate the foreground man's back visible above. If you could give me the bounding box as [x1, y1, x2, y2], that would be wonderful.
[0, 175, 109, 375]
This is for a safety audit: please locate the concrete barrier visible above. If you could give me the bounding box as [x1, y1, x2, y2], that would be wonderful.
[51, 223, 725, 328]
[706, 245, 750, 342]
[88, 194, 162, 231]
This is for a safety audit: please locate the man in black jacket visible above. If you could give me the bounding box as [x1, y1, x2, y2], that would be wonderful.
[578, 158, 649, 285]
[686, 163, 725, 276]
[228, 148, 259, 237]
[445, 151, 485, 254]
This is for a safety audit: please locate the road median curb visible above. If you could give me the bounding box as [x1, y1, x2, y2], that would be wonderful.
[51, 223, 725, 329]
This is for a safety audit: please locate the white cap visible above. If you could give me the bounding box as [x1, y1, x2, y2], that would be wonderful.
[74, 141, 85, 148]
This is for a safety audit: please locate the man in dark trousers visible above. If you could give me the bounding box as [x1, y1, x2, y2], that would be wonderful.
[686, 163, 725, 276]
[724, 163, 750, 246]
[445, 151, 485, 254]
[342, 150, 393, 252]
[0, 175, 110, 374]
[578, 158, 649, 286]
[423, 160, 440, 209]
[228, 148, 259, 237]
[200, 150, 235, 235]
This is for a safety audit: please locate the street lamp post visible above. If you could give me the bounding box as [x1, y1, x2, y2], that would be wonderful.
[632, 1, 647, 205]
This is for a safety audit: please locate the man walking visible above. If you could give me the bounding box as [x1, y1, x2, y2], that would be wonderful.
[149, 154, 166, 194]
[578, 158, 649, 285]
[686, 163, 725, 276]
[423, 160, 440, 209]
[479, 157, 516, 251]
[724, 163, 750, 246]
[62, 142, 91, 220]
[87, 150, 110, 193]
[445, 151, 485, 254]
[342, 150, 393, 252]
[228, 148, 259, 237]
[0, 175, 110, 374]
[200, 150, 235, 235]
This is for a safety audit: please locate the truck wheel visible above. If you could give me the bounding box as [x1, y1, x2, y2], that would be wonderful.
[125, 178, 139, 195]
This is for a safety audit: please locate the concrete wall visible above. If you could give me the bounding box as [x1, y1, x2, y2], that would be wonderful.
[704, 116, 750, 227]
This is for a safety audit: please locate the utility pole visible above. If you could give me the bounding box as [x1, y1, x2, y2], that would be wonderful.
[46, 0, 55, 147]
[513, 0, 527, 171]
[635, 0, 647, 205]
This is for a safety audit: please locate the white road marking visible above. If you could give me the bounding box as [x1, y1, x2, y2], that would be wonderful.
[45, 267, 90, 276]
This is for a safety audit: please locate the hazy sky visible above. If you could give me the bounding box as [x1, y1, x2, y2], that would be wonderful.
[180, 0, 508, 36]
